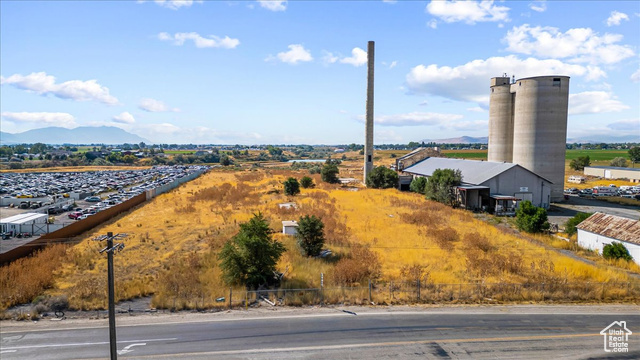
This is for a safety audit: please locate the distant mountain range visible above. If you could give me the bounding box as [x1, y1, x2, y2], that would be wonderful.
[422, 135, 639, 144]
[0, 126, 148, 145]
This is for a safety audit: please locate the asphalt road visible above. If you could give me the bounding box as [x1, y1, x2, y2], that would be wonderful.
[2, 307, 639, 359]
[548, 195, 639, 227]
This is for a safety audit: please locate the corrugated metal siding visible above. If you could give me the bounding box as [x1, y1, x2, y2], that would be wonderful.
[577, 212, 640, 245]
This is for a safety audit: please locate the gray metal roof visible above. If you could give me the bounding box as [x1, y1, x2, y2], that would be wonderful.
[403, 157, 551, 185]
[577, 212, 640, 245]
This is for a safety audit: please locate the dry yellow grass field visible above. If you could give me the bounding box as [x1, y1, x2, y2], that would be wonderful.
[2, 169, 638, 311]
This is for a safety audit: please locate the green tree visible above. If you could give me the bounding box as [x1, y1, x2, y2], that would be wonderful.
[564, 212, 592, 236]
[300, 176, 314, 188]
[296, 215, 325, 257]
[628, 147, 640, 165]
[122, 154, 137, 164]
[569, 156, 590, 171]
[609, 157, 628, 167]
[515, 200, 550, 233]
[29, 143, 47, 154]
[283, 177, 301, 196]
[218, 213, 285, 289]
[409, 177, 427, 194]
[321, 163, 340, 184]
[602, 242, 633, 261]
[366, 166, 399, 189]
[220, 154, 232, 166]
[424, 169, 462, 206]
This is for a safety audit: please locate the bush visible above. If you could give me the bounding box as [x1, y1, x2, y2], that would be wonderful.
[300, 176, 314, 189]
[569, 156, 590, 171]
[409, 177, 427, 194]
[283, 177, 301, 196]
[515, 200, 550, 233]
[366, 166, 398, 189]
[333, 245, 381, 285]
[321, 163, 340, 184]
[296, 215, 325, 257]
[424, 169, 462, 206]
[609, 157, 628, 167]
[603, 242, 633, 261]
[564, 212, 592, 236]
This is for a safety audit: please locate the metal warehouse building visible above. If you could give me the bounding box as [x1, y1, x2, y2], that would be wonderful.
[576, 212, 640, 266]
[583, 166, 640, 182]
[402, 157, 552, 214]
[0, 213, 48, 234]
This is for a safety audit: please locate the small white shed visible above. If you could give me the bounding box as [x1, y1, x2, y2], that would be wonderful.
[576, 212, 640, 266]
[282, 220, 298, 235]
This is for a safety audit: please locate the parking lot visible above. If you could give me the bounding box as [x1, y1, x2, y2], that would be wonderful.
[0, 165, 209, 252]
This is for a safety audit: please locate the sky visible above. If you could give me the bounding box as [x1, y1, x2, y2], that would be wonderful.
[1, 0, 639, 145]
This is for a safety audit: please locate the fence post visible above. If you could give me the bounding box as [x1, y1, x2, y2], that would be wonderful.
[368, 279, 372, 303]
[601, 282, 605, 299]
[417, 279, 421, 301]
[229, 287, 232, 309]
[389, 281, 393, 302]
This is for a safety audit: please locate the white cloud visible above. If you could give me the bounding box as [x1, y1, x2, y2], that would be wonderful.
[139, 0, 202, 10]
[631, 68, 640, 83]
[406, 55, 602, 105]
[139, 98, 180, 112]
[504, 24, 634, 65]
[270, 44, 313, 64]
[569, 91, 629, 115]
[258, 0, 286, 12]
[528, 0, 546, 13]
[440, 119, 488, 131]
[467, 107, 485, 112]
[426, 0, 510, 24]
[606, 11, 629, 26]
[112, 112, 136, 124]
[0, 72, 119, 105]
[389, 61, 398, 69]
[340, 47, 367, 67]
[382, 0, 397, 4]
[607, 119, 639, 131]
[1, 112, 77, 128]
[157, 32, 240, 49]
[427, 19, 438, 29]
[356, 111, 463, 126]
[322, 51, 339, 65]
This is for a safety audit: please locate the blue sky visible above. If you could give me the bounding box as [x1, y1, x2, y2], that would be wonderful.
[1, 0, 638, 144]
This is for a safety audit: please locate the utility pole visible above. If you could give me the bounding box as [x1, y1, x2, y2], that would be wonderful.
[94, 232, 127, 360]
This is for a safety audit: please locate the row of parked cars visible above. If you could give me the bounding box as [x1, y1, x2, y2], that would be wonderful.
[564, 185, 640, 199]
[0, 165, 207, 200]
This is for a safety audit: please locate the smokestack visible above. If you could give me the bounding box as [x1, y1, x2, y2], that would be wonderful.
[364, 40, 374, 184]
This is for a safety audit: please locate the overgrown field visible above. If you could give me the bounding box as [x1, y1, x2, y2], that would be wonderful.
[1, 169, 638, 311]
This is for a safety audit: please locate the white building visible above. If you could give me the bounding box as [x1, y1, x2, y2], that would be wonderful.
[576, 212, 640, 266]
[0, 213, 49, 234]
[282, 220, 298, 235]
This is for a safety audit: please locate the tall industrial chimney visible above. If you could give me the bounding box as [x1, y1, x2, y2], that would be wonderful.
[364, 41, 375, 184]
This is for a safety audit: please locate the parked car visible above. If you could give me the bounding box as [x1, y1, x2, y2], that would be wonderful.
[77, 214, 92, 220]
[85, 196, 102, 202]
[68, 211, 83, 220]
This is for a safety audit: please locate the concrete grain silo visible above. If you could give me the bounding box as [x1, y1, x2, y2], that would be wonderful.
[488, 77, 514, 163]
[488, 75, 570, 204]
[511, 76, 569, 203]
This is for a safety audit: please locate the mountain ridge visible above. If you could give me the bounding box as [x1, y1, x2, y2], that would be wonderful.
[0, 126, 148, 145]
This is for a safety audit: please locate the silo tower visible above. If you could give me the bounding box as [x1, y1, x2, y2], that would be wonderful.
[511, 76, 570, 203]
[488, 76, 514, 163]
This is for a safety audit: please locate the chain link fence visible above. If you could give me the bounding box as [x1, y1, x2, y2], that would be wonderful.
[152, 280, 640, 311]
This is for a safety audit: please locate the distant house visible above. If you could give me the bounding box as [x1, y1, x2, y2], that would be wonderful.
[576, 212, 640, 266]
[334, 148, 345, 153]
[402, 157, 552, 212]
